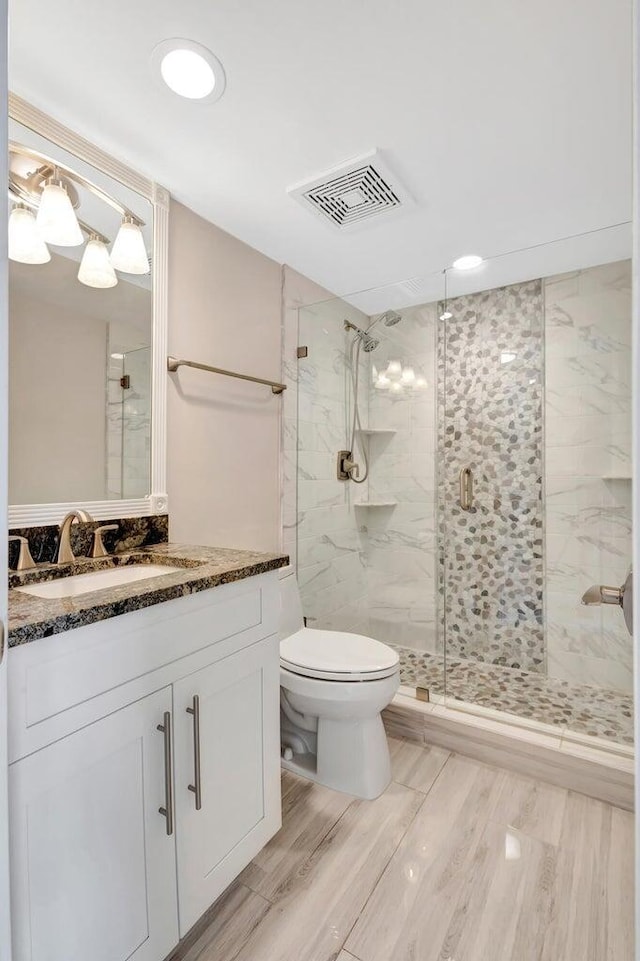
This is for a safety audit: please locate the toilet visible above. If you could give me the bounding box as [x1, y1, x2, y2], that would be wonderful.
[279, 567, 400, 799]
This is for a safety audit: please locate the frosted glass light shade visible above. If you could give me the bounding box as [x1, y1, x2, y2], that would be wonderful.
[110, 218, 150, 274]
[8, 205, 51, 264]
[400, 366, 416, 386]
[374, 374, 390, 390]
[36, 180, 83, 246]
[385, 359, 402, 380]
[78, 238, 118, 289]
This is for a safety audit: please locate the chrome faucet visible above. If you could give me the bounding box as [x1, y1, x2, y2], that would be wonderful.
[55, 509, 94, 565]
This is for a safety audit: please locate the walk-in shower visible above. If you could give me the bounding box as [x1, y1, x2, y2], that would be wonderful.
[290, 253, 633, 749]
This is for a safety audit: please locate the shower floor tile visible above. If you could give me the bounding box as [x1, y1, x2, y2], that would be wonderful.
[393, 645, 634, 746]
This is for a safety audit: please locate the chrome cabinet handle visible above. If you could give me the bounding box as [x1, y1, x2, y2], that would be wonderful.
[459, 467, 473, 511]
[186, 695, 202, 811]
[157, 711, 174, 835]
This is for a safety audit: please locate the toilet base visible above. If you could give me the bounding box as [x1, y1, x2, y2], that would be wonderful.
[281, 713, 392, 800]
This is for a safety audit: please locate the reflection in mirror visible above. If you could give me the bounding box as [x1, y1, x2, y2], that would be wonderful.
[8, 119, 153, 505]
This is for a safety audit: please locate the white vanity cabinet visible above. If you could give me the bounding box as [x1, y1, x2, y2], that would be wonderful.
[173, 639, 280, 933]
[9, 687, 180, 961]
[7, 572, 283, 961]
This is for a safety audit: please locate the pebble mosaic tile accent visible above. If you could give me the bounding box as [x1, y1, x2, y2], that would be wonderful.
[437, 280, 545, 672]
[394, 644, 633, 746]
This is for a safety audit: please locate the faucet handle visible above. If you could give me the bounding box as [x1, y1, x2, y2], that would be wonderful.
[90, 525, 119, 559]
[8, 535, 36, 572]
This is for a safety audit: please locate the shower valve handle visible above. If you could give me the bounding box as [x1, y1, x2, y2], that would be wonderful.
[337, 451, 359, 480]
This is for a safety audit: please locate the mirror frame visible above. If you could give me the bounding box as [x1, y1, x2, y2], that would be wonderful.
[8, 94, 169, 525]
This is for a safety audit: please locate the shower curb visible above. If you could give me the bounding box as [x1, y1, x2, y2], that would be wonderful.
[383, 691, 634, 811]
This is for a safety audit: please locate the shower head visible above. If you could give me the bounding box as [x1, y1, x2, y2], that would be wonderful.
[343, 319, 380, 352]
[380, 310, 402, 327]
[359, 333, 380, 352]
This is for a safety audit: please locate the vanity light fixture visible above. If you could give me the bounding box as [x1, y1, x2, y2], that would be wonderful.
[8, 204, 51, 264]
[400, 366, 416, 386]
[9, 143, 150, 287]
[78, 235, 118, 289]
[374, 373, 391, 390]
[153, 38, 227, 103]
[414, 375, 428, 389]
[35, 174, 83, 247]
[110, 216, 150, 274]
[452, 254, 483, 271]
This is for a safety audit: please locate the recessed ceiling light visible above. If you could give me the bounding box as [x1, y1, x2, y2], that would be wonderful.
[452, 254, 483, 271]
[152, 39, 226, 103]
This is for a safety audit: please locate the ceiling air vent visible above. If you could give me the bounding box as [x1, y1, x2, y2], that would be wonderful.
[288, 150, 413, 230]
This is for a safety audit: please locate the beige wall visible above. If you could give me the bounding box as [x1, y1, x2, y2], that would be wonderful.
[9, 284, 107, 504]
[167, 202, 283, 552]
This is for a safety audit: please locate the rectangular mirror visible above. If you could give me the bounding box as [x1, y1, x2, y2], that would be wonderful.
[7, 99, 168, 524]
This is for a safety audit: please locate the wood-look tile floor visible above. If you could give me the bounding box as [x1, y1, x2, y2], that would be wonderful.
[169, 738, 634, 961]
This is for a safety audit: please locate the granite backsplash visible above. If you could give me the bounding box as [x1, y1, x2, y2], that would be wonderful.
[8, 514, 169, 569]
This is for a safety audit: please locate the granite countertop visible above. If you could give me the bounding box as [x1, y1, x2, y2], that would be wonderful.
[8, 543, 289, 647]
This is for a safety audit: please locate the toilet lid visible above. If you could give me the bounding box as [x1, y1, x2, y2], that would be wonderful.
[280, 628, 399, 681]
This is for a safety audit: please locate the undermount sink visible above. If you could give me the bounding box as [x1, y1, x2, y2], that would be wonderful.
[15, 564, 181, 599]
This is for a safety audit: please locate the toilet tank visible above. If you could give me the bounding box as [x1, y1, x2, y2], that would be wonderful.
[279, 566, 305, 639]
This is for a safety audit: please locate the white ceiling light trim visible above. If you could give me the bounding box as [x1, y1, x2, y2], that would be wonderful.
[288, 150, 414, 231]
[452, 254, 484, 270]
[152, 38, 226, 103]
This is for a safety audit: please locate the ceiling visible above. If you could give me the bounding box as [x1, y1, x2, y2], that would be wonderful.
[9, 0, 633, 308]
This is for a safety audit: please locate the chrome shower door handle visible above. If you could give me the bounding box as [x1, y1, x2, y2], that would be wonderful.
[186, 694, 202, 810]
[459, 467, 473, 511]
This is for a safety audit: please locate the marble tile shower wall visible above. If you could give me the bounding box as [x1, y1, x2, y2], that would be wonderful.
[106, 347, 151, 499]
[284, 281, 438, 647]
[438, 280, 545, 672]
[365, 306, 438, 650]
[282, 268, 370, 633]
[544, 261, 632, 693]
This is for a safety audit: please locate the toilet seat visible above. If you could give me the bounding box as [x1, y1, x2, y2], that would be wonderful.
[280, 627, 399, 682]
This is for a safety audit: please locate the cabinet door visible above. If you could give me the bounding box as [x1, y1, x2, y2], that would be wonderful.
[173, 636, 281, 934]
[10, 687, 179, 961]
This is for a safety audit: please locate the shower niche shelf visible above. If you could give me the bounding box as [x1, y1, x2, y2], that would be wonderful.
[354, 500, 398, 508]
[356, 428, 396, 437]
